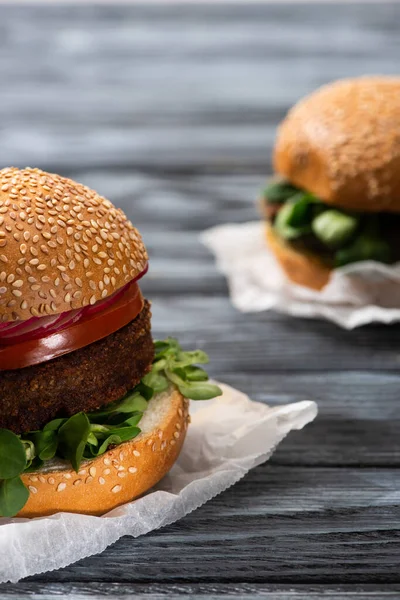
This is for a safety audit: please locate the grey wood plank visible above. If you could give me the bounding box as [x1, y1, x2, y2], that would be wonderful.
[0, 4, 399, 171]
[214, 372, 400, 467]
[2, 582, 400, 599]
[146, 296, 400, 374]
[2, 467, 398, 592]
[17, 467, 400, 584]
[1, 3, 400, 594]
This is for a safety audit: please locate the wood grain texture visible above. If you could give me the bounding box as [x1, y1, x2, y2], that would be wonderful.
[1, 2, 400, 598]
[0, 4, 399, 172]
[2, 583, 400, 599]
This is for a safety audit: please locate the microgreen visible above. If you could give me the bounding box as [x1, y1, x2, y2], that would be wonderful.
[264, 181, 394, 266]
[58, 412, 91, 472]
[312, 210, 359, 248]
[263, 180, 300, 203]
[335, 231, 391, 267]
[0, 429, 27, 479]
[0, 339, 222, 517]
[274, 193, 319, 240]
[0, 477, 29, 517]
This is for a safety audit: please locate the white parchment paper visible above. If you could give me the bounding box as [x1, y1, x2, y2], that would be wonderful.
[202, 221, 400, 329]
[0, 382, 317, 583]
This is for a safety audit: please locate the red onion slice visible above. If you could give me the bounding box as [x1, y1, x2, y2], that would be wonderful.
[0, 264, 148, 346]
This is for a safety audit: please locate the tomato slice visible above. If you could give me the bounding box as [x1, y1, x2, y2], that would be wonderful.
[0, 281, 144, 370]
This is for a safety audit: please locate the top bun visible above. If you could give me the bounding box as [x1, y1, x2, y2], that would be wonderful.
[0, 167, 148, 322]
[274, 76, 400, 213]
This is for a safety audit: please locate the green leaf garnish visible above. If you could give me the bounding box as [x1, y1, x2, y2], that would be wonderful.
[270, 186, 396, 268]
[263, 180, 300, 204]
[0, 338, 221, 517]
[43, 418, 67, 432]
[335, 232, 391, 267]
[185, 366, 209, 382]
[274, 192, 319, 240]
[312, 210, 359, 248]
[0, 429, 27, 479]
[142, 370, 169, 394]
[89, 434, 123, 457]
[115, 393, 148, 414]
[0, 477, 29, 517]
[58, 413, 91, 472]
[25, 430, 58, 461]
[165, 368, 223, 401]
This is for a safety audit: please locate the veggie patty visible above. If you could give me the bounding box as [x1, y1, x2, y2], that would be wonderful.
[0, 300, 154, 435]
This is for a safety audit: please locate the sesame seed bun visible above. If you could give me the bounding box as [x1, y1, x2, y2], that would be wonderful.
[0, 167, 148, 322]
[18, 387, 188, 518]
[266, 224, 331, 291]
[274, 76, 400, 213]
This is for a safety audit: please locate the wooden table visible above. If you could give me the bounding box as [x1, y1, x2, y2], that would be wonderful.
[2, 3, 400, 598]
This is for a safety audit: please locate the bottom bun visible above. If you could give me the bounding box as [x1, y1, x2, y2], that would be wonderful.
[19, 388, 189, 517]
[265, 224, 332, 291]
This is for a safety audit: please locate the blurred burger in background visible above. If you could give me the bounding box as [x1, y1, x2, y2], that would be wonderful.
[261, 76, 400, 290]
[0, 167, 221, 518]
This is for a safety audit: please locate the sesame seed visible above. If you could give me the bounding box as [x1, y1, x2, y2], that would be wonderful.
[174, 432, 180, 439]
[57, 482, 67, 492]
[0, 166, 148, 321]
[128, 467, 137, 474]
[73, 479, 82, 486]
[28, 486, 38, 494]
[48, 477, 55, 485]
[103, 468, 111, 475]
[85, 476, 94, 484]
[89, 466, 96, 477]
[111, 485, 122, 493]
[118, 472, 126, 478]
[99, 477, 105, 485]
[133, 450, 140, 457]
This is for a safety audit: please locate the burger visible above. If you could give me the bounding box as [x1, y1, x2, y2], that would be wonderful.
[0, 167, 221, 518]
[261, 76, 400, 290]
